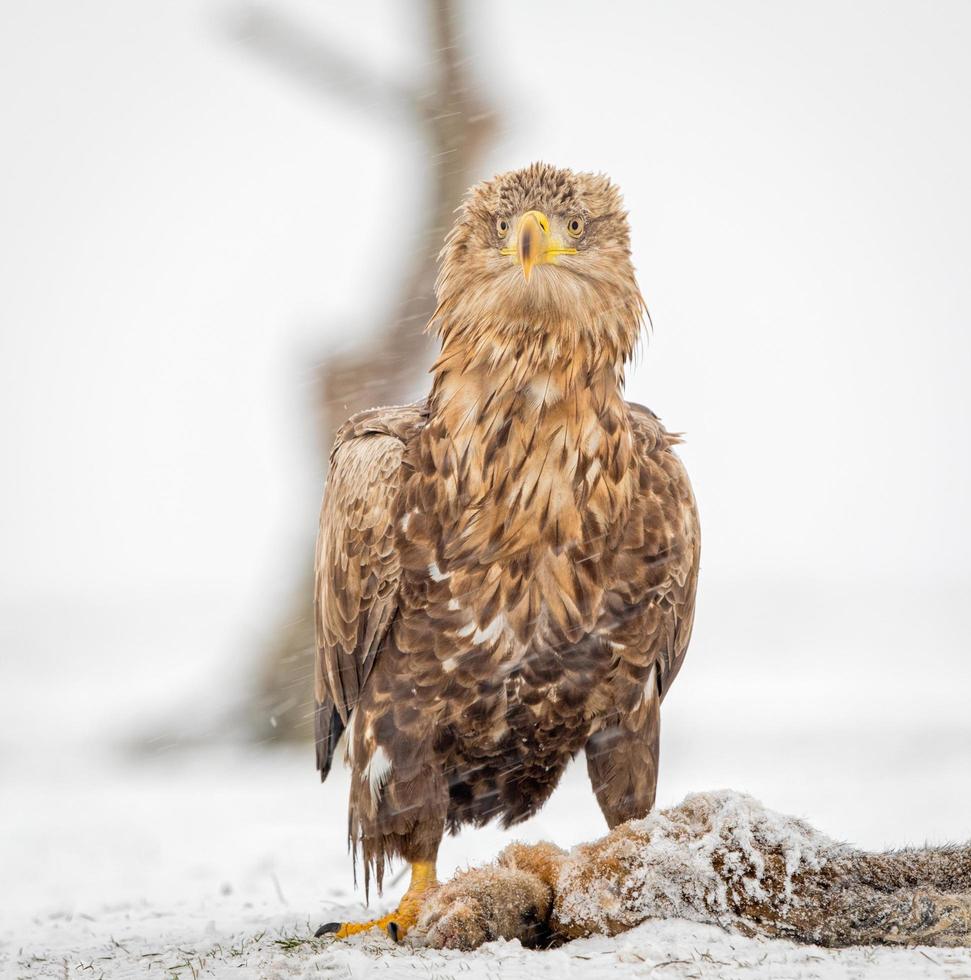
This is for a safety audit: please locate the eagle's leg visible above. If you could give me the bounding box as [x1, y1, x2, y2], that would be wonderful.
[315, 649, 449, 942]
[316, 859, 438, 941]
[585, 676, 661, 828]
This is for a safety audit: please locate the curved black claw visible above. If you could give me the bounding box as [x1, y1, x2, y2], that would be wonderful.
[386, 921, 400, 943]
[314, 922, 342, 938]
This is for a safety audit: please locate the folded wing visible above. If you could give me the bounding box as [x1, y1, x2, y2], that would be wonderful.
[314, 402, 425, 779]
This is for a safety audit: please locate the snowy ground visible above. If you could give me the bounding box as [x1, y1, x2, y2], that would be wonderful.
[3, 581, 970, 978]
[4, 747, 971, 980]
[4, 735, 971, 978]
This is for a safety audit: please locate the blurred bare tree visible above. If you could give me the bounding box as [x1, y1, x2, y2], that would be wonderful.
[227, 1, 497, 741]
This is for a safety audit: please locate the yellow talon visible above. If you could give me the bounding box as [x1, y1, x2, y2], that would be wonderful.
[316, 860, 437, 942]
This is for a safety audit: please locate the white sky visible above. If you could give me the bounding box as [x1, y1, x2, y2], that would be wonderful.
[1, 0, 969, 609]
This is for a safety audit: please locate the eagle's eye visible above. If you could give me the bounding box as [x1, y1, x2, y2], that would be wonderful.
[496, 217, 510, 237]
[566, 216, 585, 238]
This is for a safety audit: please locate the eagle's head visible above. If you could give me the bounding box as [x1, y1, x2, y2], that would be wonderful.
[435, 163, 645, 365]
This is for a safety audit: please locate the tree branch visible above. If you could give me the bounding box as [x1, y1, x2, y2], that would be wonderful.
[236, 0, 498, 741]
[223, 4, 421, 118]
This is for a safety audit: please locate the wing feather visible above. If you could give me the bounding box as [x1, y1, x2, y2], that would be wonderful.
[621, 403, 701, 698]
[314, 401, 425, 779]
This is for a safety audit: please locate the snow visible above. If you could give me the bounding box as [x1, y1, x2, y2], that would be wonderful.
[12, 915, 971, 980]
[555, 790, 840, 934]
[4, 729, 971, 979]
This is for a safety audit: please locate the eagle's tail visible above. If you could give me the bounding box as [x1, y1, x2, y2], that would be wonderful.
[315, 699, 345, 782]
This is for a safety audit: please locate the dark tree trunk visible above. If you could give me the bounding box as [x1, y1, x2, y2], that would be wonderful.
[229, 0, 497, 741]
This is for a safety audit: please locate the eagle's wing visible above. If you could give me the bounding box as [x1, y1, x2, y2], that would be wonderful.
[617, 402, 701, 699]
[585, 403, 701, 826]
[314, 400, 426, 780]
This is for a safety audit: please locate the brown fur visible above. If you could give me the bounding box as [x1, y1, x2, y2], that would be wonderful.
[412, 791, 971, 951]
[314, 163, 700, 895]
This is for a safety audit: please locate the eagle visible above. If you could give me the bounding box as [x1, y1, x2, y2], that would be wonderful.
[313, 163, 700, 940]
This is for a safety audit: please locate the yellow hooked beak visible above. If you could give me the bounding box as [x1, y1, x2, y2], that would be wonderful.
[500, 210, 577, 283]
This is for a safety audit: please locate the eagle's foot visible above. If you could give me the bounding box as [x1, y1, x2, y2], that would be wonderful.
[315, 861, 437, 943]
[314, 909, 412, 941]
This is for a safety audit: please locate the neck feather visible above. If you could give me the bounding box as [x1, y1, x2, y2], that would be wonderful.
[430, 317, 628, 425]
[421, 319, 636, 558]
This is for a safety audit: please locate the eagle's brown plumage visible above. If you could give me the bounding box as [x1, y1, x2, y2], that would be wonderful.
[314, 163, 700, 937]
